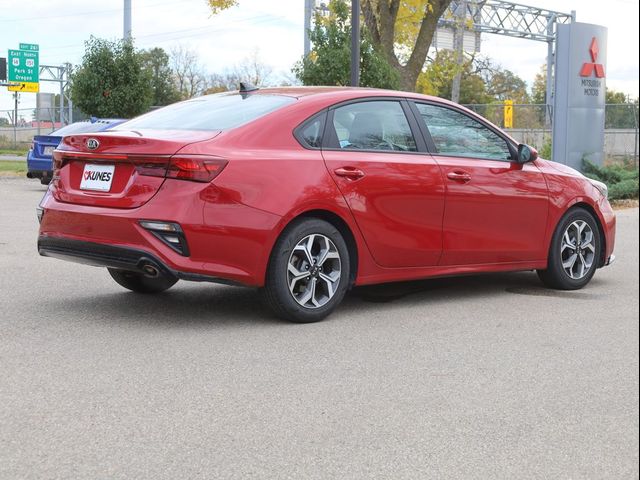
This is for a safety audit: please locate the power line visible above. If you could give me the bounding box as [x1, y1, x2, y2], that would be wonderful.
[0, 0, 183, 23]
[42, 13, 291, 53]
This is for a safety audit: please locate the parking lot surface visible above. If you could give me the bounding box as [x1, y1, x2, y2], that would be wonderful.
[1, 177, 638, 479]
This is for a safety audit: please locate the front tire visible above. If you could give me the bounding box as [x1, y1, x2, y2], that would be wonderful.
[108, 268, 178, 294]
[537, 208, 601, 290]
[261, 218, 351, 323]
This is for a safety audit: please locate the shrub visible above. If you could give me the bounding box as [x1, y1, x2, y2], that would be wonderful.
[609, 178, 639, 200]
[583, 160, 639, 200]
[538, 138, 552, 160]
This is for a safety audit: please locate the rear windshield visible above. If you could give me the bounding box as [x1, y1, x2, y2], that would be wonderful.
[51, 121, 117, 136]
[114, 93, 296, 131]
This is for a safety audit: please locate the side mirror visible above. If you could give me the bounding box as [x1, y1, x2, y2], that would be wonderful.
[517, 144, 538, 163]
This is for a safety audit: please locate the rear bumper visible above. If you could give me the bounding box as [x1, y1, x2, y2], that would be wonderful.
[38, 180, 282, 287]
[26, 169, 52, 181]
[38, 236, 242, 285]
[27, 151, 53, 175]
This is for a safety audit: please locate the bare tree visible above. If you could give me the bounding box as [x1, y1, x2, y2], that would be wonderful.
[232, 49, 273, 86]
[170, 45, 207, 99]
[204, 49, 275, 94]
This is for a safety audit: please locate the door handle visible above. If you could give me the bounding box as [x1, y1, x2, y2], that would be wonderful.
[334, 167, 365, 180]
[447, 171, 472, 183]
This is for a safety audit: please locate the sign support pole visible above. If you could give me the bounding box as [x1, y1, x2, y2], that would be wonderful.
[350, 0, 360, 87]
[13, 93, 18, 148]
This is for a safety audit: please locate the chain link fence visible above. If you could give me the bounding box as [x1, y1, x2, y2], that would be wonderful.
[0, 107, 74, 150]
[2, 104, 639, 164]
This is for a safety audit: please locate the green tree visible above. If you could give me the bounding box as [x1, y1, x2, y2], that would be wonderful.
[531, 64, 547, 105]
[141, 47, 181, 106]
[70, 37, 153, 118]
[293, 0, 400, 89]
[205, 0, 451, 91]
[483, 68, 529, 103]
[360, 0, 452, 91]
[417, 51, 491, 104]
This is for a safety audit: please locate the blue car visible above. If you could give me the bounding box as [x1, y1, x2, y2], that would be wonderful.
[27, 118, 126, 184]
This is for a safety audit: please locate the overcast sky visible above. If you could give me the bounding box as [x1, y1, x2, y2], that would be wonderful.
[1, 0, 638, 114]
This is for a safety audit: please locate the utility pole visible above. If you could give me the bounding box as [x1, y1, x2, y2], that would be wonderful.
[13, 92, 18, 149]
[124, 0, 132, 41]
[350, 0, 360, 87]
[451, 0, 467, 103]
[304, 0, 313, 57]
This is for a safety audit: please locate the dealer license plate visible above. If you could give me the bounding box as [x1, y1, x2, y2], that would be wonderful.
[80, 164, 115, 192]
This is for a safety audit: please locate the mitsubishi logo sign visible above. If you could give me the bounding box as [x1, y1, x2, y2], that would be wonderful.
[580, 37, 605, 78]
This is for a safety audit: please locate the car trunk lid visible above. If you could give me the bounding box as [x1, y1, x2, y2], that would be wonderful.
[52, 130, 220, 209]
[33, 135, 62, 158]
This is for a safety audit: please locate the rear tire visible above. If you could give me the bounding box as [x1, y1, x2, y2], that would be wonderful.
[261, 218, 350, 323]
[537, 208, 601, 290]
[108, 268, 178, 294]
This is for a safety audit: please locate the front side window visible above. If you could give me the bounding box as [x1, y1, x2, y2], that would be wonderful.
[330, 101, 417, 152]
[415, 103, 512, 161]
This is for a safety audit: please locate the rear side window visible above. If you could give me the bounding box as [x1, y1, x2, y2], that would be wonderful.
[295, 112, 326, 149]
[329, 101, 417, 152]
[115, 93, 295, 131]
[415, 103, 512, 161]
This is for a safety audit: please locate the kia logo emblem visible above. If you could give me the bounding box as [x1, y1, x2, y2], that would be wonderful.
[86, 138, 100, 150]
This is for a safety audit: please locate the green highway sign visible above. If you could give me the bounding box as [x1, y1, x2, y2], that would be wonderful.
[8, 47, 39, 84]
[19, 43, 39, 52]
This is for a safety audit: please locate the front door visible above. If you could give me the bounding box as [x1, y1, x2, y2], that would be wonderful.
[411, 101, 549, 266]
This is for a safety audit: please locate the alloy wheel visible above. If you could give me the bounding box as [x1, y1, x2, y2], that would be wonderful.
[287, 234, 342, 309]
[560, 220, 596, 280]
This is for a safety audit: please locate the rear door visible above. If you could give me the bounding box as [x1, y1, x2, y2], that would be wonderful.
[321, 99, 445, 268]
[410, 101, 549, 266]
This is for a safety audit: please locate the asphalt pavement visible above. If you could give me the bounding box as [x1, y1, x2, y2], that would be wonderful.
[1, 176, 638, 479]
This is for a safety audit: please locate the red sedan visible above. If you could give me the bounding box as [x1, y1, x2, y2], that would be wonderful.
[38, 86, 616, 323]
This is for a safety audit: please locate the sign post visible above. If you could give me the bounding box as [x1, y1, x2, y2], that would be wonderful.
[552, 23, 607, 170]
[0, 57, 7, 81]
[7, 43, 40, 92]
[504, 100, 514, 129]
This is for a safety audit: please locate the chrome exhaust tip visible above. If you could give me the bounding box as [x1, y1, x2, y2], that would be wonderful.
[141, 264, 160, 278]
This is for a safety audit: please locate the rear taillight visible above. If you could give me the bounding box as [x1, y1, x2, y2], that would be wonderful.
[52, 151, 227, 184]
[52, 150, 65, 176]
[165, 155, 228, 183]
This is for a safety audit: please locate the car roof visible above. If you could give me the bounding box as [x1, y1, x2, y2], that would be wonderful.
[212, 86, 463, 109]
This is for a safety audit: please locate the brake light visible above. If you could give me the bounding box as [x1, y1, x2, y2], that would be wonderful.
[166, 155, 228, 183]
[52, 150, 227, 184]
[52, 150, 65, 173]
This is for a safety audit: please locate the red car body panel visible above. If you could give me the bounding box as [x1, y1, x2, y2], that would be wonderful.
[435, 157, 549, 265]
[39, 87, 616, 288]
[323, 149, 445, 268]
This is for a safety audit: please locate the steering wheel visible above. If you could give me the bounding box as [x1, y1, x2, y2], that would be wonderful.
[373, 141, 397, 151]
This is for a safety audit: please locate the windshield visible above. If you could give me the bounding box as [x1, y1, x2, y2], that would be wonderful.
[114, 93, 296, 131]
